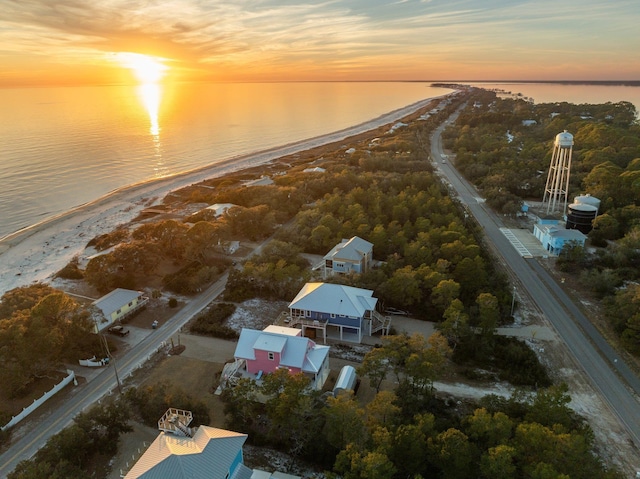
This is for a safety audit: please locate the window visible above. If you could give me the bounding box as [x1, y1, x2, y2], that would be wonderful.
[330, 313, 336, 318]
[268, 352, 275, 361]
[116, 309, 121, 314]
[128, 301, 133, 307]
[305, 310, 311, 317]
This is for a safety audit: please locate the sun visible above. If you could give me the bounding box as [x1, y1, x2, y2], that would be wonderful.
[114, 52, 168, 84]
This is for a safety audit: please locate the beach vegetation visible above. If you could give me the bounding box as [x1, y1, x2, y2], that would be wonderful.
[224, 240, 310, 302]
[86, 228, 130, 251]
[7, 400, 132, 479]
[162, 261, 219, 295]
[0, 290, 94, 398]
[54, 255, 84, 280]
[124, 381, 210, 428]
[0, 283, 56, 319]
[189, 302, 238, 339]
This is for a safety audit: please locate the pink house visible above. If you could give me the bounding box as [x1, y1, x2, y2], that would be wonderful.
[232, 326, 330, 390]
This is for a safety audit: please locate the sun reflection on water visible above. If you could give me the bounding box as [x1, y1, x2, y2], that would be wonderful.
[136, 82, 167, 176]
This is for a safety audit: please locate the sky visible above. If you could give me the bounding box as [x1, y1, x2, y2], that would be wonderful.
[1, 0, 639, 87]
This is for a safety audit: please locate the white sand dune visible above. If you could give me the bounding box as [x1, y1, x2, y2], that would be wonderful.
[0, 95, 449, 296]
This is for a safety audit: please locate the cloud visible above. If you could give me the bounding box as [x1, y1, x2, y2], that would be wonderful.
[0, 0, 639, 82]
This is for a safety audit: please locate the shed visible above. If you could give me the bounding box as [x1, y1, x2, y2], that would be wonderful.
[333, 365, 357, 397]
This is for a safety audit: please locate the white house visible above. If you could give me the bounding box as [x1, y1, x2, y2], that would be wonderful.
[91, 288, 148, 332]
[323, 236, 373, 278]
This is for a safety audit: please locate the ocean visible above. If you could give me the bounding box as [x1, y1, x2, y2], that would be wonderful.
[1, 81, 639, 240]
[0, 82, 451, 239]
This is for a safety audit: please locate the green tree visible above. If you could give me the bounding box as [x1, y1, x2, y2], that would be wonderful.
[334, 444, 396, 479]
[464, 408, 513, 448]
[480, 445, 517, 479]
[476, 292, 499, 340]
[358, 347, 391, 393]
[428, 428, 476, 479]
[431, 279, 461, 316]
[324, 392, 366, 450]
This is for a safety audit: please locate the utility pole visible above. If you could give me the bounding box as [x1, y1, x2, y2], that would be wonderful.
[102, 334, 122, 395]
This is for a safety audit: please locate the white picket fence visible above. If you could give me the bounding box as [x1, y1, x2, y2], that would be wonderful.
[1, 369, 77, 431]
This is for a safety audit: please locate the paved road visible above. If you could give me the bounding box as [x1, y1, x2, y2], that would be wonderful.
[430, 110, 640, 451]
[0, 273, 228, 478]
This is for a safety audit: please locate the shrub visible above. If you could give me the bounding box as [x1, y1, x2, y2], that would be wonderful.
[168, 297, 178, 308]
[54, 257, 84, 280]
[163, 262, 218, 294]
[190, 303, 239, 340]
[125, 382, 210, 428]
[86, 229, 129, 251]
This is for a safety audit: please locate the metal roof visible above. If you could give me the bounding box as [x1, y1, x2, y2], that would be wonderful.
[288, 283, 377, 318]
[234, 328, 329, 374]
[323, 236, 373, 262]
[124, 426, 247, 479]
[92, 288, 143, 317]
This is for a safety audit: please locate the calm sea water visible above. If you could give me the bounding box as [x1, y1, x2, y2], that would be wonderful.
[0, 82, 451, 239]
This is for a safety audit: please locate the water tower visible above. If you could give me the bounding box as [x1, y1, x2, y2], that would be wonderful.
[542, 130, 574, 215]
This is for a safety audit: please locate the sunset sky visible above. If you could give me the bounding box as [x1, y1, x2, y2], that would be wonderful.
[1, 0, 639, 87]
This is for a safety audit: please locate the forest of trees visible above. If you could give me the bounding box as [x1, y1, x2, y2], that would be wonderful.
[221, 333, 621, 479]
[0, 285, 96, 399]
[444, 89, 640, 354]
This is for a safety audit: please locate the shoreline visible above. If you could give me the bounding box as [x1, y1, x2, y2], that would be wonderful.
[0, 93, 451, 296]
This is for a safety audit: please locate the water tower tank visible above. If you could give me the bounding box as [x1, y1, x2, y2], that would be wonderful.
[574, 194, 601, 211]
[555, 130, 574, 148]
[566, 203, 598, 234]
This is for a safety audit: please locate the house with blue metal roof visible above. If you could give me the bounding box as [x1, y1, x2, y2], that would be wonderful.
[124, 425, 252, 479]
[287, 282, 391, 343]
[231, 326, 330, 390]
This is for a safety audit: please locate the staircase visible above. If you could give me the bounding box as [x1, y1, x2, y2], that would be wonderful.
[370, 310, 392, 335]
[158, 408, 193, 437]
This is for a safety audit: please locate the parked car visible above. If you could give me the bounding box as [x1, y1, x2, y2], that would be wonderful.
[384, 307, 408, 316]
[108, 325, 130, 337]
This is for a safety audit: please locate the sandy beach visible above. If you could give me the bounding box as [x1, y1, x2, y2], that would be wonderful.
[0, 95, 448, 296]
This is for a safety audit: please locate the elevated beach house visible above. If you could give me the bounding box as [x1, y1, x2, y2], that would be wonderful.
[124, 413, 252, 479]
[91, 288, 148, 333]
[323, 236, 373, 278]
[287, 282, 391, 344]
[225, 326, 330, 391]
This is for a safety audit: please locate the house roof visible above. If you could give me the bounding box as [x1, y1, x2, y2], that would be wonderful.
[205, 203, 236, 217]
[288, 282, 377, 318]
[537, 223, 587, 240]
[549, 228, 587, 240]
[234, 328, 329, 373]
[124, 426, 248, 479]
[323, 236, 373, 262]
[92, 288, 143, 317]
